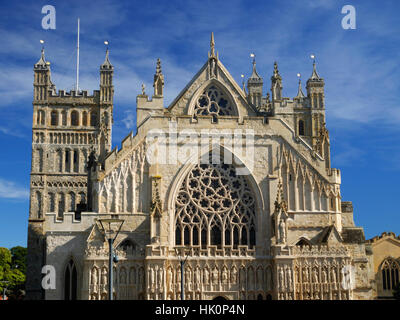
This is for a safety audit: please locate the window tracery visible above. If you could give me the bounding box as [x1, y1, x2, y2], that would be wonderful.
[193, 85, 234, 120]
[381, 258, 400, 291]
[175, 156, 256, 249]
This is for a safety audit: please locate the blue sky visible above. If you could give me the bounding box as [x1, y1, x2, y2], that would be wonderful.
[0, 0, 399, 248]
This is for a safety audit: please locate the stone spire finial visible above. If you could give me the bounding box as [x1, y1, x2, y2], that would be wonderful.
[156, 58, 162, 75]
[101, 48, 113, 70]
[295, 74, 305, 98]
[308, 54, 321, 81]
[273, 61, 281, 79]
[141, 83, 146, 95]
[153, 58, 164, 97]
[210, 32, 216, 58]
[35, 48, 47, 68]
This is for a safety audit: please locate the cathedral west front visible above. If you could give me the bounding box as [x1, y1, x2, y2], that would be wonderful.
[26, 33, 375, 300]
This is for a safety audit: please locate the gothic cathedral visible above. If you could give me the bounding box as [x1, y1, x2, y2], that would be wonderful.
[26, 34, 374, 300]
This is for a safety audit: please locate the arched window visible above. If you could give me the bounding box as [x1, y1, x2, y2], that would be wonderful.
[381, 258, 400, 292]
[65, 150, 70, 173]
[82, 111, 88, 126]
[73, 149, 79, 173]
[37, 110, 45, 125]
[51, 110, 58, 126]
[64, 259, 77, 300]
[58, 193, 65, 219]
[71, 111, 79, 126]
[298, 120, 305, 136]
[175, 153, 256, 249]
[36, 191, 42, 218]
[90, 112, 97, 127]
[48, 192, 55, 212]
[61, 111, 67, 126]
[193, 85, 235, 121]
[69, 192, 75, 212]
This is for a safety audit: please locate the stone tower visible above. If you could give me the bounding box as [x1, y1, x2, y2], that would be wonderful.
[26, 48, 114, 299]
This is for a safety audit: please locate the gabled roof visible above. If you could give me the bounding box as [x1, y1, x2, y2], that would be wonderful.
[167, 57, 258, 115]
[317, 225, 343, 244]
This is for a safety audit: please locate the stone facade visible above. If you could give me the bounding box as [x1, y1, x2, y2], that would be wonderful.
[367, 232, 400, 299]
[26, 34, 374, 300]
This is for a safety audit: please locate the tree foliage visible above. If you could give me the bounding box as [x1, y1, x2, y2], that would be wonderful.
[0, 247, 27, 300]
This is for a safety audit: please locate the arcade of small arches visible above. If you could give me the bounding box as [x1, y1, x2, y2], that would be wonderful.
[31, 190, 86, 219]
[32, 146, 91, 174]
[35, 108, 110, 128]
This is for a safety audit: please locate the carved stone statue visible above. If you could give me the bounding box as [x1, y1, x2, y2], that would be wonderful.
[322, 268, 327, 283]
[130, 267, 136, 285]
[302, 267, 309, 283]
[120, 268, 127, 284]
[195, 267, 201, 284]
[286, 266, 292, 291]
[222, 267, 228, 284]
[312, 268, 319, 283]
[278, 218, 286, 244]
[330, 268, 337, 283]
[101, 268, 108, 285]
[158, 267, 163, 287]
[279, 267, 285, 291]
[150, 267, 155, 289]
[203, 268, 210, 285]
[231, 267, 237, 284]
[168, 267, 173, 291]
[91, 267, 98, 285]
[212, 267, 219, 285]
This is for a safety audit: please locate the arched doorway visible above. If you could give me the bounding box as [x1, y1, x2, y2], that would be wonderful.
[213, 296, 228, 301]
[64, 259, 77, 300]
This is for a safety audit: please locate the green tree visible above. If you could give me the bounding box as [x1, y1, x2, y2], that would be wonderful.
[0, 247, 27, 299]
[0, 247, 12, 295]
[10, 246, 27, 274]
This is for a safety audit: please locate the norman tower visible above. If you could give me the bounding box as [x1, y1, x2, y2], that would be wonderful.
[26, 48, 114, 299]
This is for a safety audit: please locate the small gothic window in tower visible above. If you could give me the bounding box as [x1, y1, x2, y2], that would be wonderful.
[82, 111, 88, 126]
[61, 111, 67, 126]
[71, 111, 79, 126]
[69, 192, 75, 212]
[90, 112, 97, 127]
[48, 192, 55, 212]
[193, 85, 234, 119]
[58, 193, 65, 220]
[298, 120, 305, 136]
[51, 110, 58, 126]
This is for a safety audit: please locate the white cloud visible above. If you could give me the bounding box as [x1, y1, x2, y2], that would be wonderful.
[0, 178, 29, 199]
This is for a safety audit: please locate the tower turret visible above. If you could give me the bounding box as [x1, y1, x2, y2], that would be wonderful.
[306, 58, 326, 152]
[100, 48, 114, 103]
[247, 55, 263, 108]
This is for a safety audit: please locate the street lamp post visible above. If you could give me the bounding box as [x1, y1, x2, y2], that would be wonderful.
[175, 248, 189, 300]
[98, 217, 124, 301]
[0, 281, 9, 301]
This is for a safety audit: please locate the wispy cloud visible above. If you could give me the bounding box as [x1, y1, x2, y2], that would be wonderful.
[0, 178, 29, 199]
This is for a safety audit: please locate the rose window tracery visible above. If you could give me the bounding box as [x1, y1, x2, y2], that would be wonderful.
[193, 85, 234, 120]
[175, 156, 256, 248]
